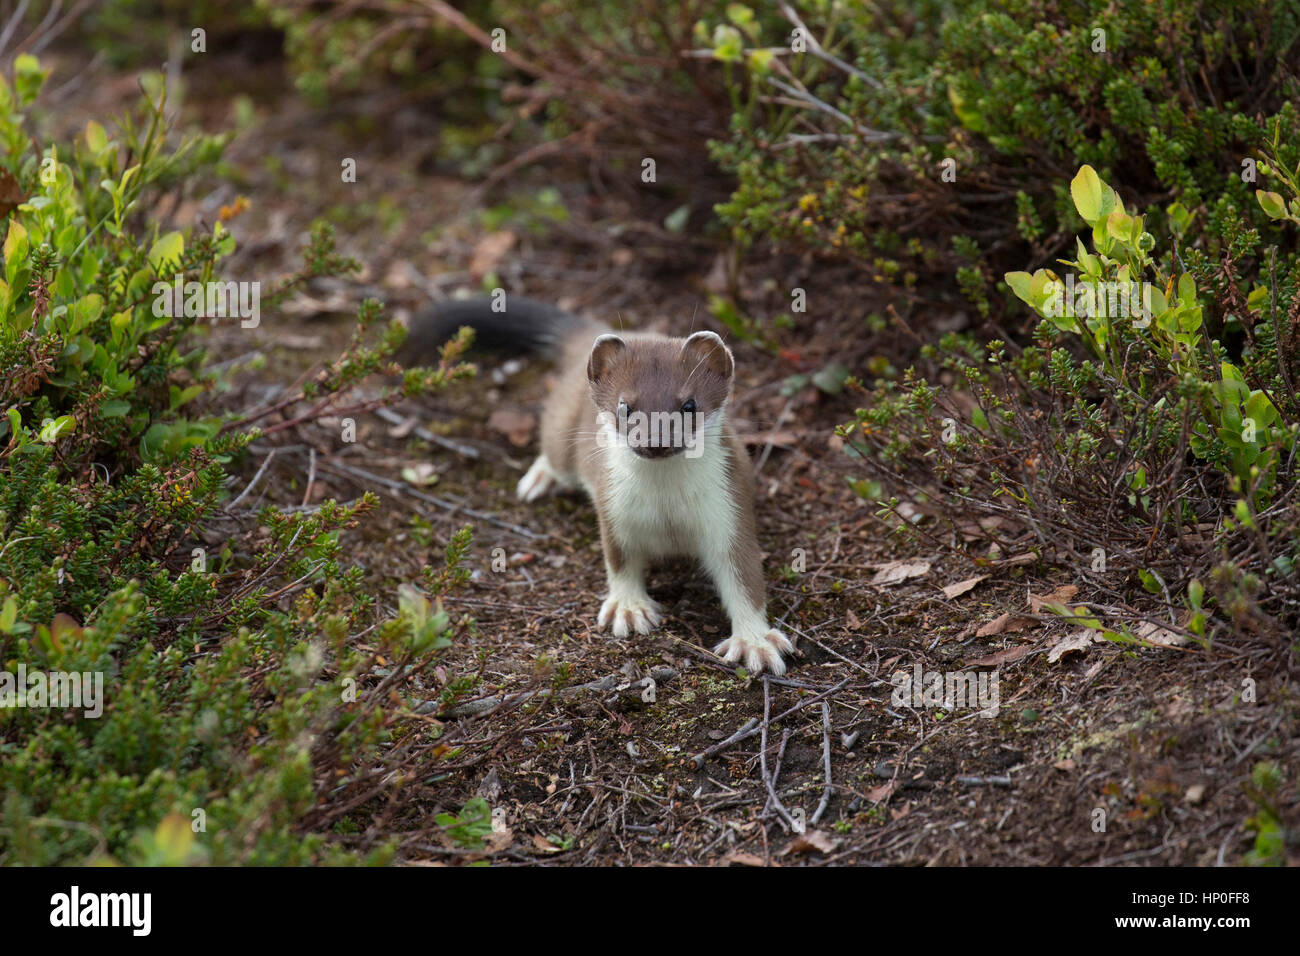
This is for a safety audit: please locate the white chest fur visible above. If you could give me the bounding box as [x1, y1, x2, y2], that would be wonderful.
[600, 422, 737, 561]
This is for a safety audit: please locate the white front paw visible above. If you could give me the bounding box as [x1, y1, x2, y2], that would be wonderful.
[517, 455, 557, 502]
[597, 592, 663, 638]
[714, 628, 794, 676]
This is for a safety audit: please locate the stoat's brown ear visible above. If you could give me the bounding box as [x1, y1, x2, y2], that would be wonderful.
[587, 334, 628, 384]
[680, 330, 734, 382]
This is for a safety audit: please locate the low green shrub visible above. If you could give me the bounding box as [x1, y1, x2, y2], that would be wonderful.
[705, 0, 1300, 293]
[844, 157, 1300, 646]
[0, 59, 477, 864]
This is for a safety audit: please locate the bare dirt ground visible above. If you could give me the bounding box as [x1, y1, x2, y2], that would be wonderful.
[50, 44, 1298, 866]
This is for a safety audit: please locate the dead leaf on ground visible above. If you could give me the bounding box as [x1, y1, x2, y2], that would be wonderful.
[487, 408, 536, 447]
[722, 851, 768, 867]
[1135, 620, 1189, 648]
[484, 825, 513, 853]
[387, 415, 419, 439]
[942, 575, 987, 600]
[975, 612, 1036, 637]
[866, 780, 896, 803]
[870, 559, 931, 586]
[966, 644, 1037, 667]
[894, 501, 927, 524]
[787, 830, 839, 855]
[401, 462, 439, 487]
[1029, 584, 1080, 613]
[531, 834, 564, 854]
[469, 229, 517, 280]
[1047, 628, 1099, 663]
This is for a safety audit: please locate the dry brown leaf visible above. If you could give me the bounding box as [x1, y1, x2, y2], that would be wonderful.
[387, 415, 419, 440]
[845, 608, 861, 630]
[1135, 620, 1189, 648]
[1029, 584, 1080, 613]
[484, 826, 513, 853]
[870, 560, 932, 586]
[487, 408, 536, 447]
[966, 644, 1037, 667]
[975, 612, 1036, 637]
[943, 575, 988, 600]
[788, 830, 839, 855]
[469, 229, 517, 280]
[1047, 628, 1098, 663]
[866, 780, 896, 803]
[531, 834, 564, 854]
[722, 851, 767, 867]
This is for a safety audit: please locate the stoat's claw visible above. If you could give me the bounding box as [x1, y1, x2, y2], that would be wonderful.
[598, 593, 662, 638]
[714, 628, 794, 676]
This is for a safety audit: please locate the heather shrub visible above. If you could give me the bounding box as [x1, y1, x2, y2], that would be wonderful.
[0, 59, 477, 864]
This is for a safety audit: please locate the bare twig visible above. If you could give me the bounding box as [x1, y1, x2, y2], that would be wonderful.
[810, 701, 833, 824]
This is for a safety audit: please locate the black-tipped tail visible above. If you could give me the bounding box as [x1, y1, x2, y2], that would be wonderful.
[398, 295, 588, 365]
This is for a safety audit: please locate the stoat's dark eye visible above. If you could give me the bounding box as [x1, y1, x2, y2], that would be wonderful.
[681, 398, 697, 414]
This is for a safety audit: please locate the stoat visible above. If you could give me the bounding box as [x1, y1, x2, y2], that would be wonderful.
[402, 295, 794, 675]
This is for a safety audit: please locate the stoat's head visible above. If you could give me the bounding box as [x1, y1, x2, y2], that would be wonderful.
[587, 330, 734, 459]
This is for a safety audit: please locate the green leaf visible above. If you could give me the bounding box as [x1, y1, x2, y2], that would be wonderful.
[38, 415, 75, 443]
[1244, 390, 1278, 427]
[1256, 190, 1287, 221]
[1070, 165, 1104, 223]
[663, 204, 691, 233]
[13, 54, 48, 107]
[811, 362, 851, 394]
[148, 231, 185, 273]
[1005, 271, 1032, 304]
[4, 219, 28, 266]
[1138, 569, 1163, 595]
[711, 24, 744, 62]
[85, 120, 108, 153]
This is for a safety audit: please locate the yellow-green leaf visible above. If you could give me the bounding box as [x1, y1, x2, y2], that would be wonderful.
[1256, 190, 1287, 220]
[3, 219, 28, 264]
[1071, 165, 1104, 223]
[85, 120, 108, 153]
[1005, 271, 1032, 303]
[148, 231, 184, 273]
